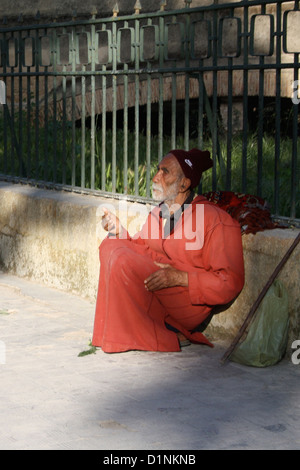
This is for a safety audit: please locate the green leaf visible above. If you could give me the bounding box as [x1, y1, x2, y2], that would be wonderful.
[78, 345, 97, 357]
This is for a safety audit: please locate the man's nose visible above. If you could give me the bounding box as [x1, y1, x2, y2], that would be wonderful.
[152, 169, 161, 183]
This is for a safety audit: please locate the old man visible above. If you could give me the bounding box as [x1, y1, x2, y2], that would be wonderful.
[92, 148, 244, 352]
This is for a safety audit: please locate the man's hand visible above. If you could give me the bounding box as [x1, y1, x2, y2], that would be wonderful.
[102, 208, 123, 236]
[144, 262, 188, 291]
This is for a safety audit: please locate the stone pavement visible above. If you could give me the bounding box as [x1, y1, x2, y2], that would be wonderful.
[0, 271, 299, 451]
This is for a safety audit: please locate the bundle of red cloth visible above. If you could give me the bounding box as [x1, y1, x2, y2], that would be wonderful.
[203, 191, 284, 235]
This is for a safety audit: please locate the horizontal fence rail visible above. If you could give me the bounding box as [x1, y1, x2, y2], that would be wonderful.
[0, 0, 299, 223]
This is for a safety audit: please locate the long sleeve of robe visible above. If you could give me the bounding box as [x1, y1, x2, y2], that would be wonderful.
[92, 196, 245, 353]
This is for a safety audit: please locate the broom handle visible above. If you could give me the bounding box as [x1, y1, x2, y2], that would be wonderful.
[220, 231, 300, 365]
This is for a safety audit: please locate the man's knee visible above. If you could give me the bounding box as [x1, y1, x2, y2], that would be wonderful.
[99, 237, 129, 264]
[108, 246, 141, 286]
[100, 238, 134, 269]
[105, 243, 155, 285]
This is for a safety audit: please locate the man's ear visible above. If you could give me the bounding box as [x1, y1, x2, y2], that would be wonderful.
[180, 177, 191, 192]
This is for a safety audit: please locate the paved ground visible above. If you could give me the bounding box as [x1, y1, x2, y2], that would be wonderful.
[0, 271, 299, 451]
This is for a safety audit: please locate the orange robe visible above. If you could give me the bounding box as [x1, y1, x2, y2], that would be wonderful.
[92, 196, 244, 353]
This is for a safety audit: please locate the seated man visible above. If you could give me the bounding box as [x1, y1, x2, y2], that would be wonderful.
[92, 148, 245, 353]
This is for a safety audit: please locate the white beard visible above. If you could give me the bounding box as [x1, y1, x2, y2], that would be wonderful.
[151, 181, 180, 203]
[151, 183, 165, 201]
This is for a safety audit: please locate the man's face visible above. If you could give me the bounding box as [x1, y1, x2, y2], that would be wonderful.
[152, 154, 183, 203]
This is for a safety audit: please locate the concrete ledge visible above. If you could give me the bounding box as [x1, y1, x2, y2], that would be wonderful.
[0, 182, 299, 353]
[0, 182, 150, 299]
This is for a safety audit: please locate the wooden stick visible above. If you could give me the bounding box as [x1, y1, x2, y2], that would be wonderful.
[220, 231, 300, 365]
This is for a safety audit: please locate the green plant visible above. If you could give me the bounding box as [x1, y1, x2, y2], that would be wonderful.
[0, 111, 299, 219]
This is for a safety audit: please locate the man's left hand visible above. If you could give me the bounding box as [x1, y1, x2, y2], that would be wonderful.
[144, 262, 188, 291]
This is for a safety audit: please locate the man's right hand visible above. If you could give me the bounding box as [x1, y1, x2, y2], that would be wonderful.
[101, 208, 123, 236]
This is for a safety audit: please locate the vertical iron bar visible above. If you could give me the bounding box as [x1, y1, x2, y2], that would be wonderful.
[123, 70, 128, 194]
[145, 18, 152, 198]
[257, 59, 264, 198]
[226, 58, 233, 191]
[195, 11, 206, 165]
[18, 30, 24, 176]
[134, 14, 141, 195]
[256, 3, 266, 198]
[184, 10, 191, 150]
[71, 27, 76, 187]
[35, 28, 40, 180]
[197, 72, 204, 195]
[52, 25, 58, 183]
[212, 3, 218, 190]
[123, 22, 129, 195]
[10, 35, 15, 175]
[171, 72, 177, 149]
[196, 9, 205, 159]
[3, 30, 8, 175]
[43, 30, 49, 182]
[26, 31, 31, 179]
[291, 54, 299, 219]
[146, 72, 152, 197]
[197, 69, 204, 151]
[274, 2, 282, 215]
[158, 13, 165, 161]
[90, 19, 96, 190]
[101, 30, 107, 192]
[242, 0, 249, 193]
[61, 29, 67, 185]
[62, 71, 67, 185]
[81, 61, 86, 188]
[111, 19, 117, 193]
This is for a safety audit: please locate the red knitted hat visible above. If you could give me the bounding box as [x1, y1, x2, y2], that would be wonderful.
[169, 148, 213, 188]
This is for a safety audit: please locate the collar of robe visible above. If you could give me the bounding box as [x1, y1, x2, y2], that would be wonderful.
[159, 191, 195, 237]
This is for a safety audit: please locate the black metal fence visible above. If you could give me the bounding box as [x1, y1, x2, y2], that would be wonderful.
[0, 0, 299, 223]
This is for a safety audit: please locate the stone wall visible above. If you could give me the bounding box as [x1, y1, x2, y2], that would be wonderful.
[0, 0, 208, 21]
[0, 181, 299, 354]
